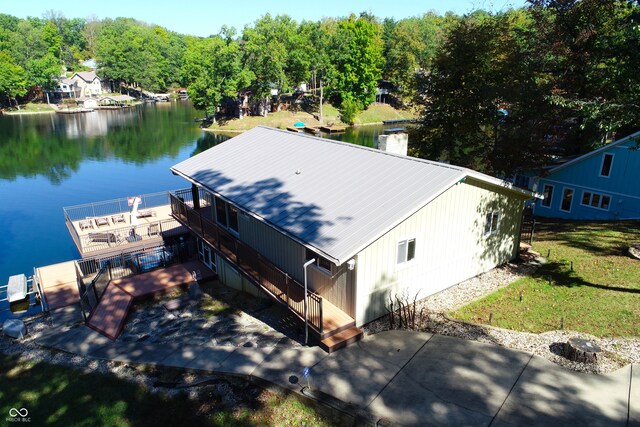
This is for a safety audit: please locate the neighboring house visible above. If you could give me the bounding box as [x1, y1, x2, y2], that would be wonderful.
[70, 71, 105, 97]
[48, 77, 81, 100]
[531, 130, 640, 220]
[169, 126, 535, 351]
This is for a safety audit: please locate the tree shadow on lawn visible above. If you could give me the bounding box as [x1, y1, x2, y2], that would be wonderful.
[532, 261, 640, 294]
[534, 219, 640, 257]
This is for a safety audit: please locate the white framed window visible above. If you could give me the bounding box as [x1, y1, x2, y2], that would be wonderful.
[599, 153, 614, 177]
[541, 184, 554, 208]
[397, 238, 416, 265]
[484, 211, 500, 236]
[580, 191, 612, 210]
[560, 188, 574, 212]
[305, 249, 332, 274]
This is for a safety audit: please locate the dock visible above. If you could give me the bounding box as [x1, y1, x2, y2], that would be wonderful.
[286, 126, 303, 133]
[304, 126, 320, 135]
[56, 108, 94, 114]
[319, 125, 346, 133]
[37, 261, 81, 310]
[382, 118, 416, 125]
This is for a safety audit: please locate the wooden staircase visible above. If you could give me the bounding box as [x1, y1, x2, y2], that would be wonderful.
[318, 299, 364, 353]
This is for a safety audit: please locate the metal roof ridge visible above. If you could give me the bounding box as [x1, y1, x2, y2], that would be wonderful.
[257, 126, 534, 198]
[548, 129, 640, 174]
[256, 125, 468, 173]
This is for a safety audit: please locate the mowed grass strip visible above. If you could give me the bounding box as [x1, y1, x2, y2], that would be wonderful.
[0, 354, 338, 427]
[452, 221, 640, 337]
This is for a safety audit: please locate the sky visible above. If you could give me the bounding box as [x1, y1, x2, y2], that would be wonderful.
[0, 0, 527, 37]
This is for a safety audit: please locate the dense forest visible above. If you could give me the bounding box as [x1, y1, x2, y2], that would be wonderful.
[1, 0, 639, 175]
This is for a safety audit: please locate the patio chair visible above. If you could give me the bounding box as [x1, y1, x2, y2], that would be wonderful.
[147, 223, 160, 237]
[137, 209, 157, 218]
[94, 217, 110, 227]
[111, 214, 126, 224]
[79, 220, 94, 230]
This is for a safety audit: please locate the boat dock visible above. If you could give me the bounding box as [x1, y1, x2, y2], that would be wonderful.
[382, 118, 416, 125]
[319, 125, 346, 133]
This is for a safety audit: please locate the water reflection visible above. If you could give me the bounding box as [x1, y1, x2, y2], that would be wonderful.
[0, 102, 202, 183]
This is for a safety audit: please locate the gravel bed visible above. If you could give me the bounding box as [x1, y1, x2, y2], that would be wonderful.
[363, 261, 640, 374]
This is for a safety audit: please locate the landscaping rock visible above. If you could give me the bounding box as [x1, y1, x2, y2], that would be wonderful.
[3, 319, 27, 339]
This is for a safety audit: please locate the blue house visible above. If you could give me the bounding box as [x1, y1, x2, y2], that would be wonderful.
[531, 130, 640, 220]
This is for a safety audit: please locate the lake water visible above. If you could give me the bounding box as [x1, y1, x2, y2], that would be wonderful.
[0, 101, 397, 318]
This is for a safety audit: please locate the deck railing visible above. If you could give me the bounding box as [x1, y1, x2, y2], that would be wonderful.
[170, 188, 323, 335]
[63, 191, 185, 255]
[64, 191, 174, 222]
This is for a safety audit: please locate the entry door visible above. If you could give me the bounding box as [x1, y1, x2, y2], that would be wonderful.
[197, 239, 216, 272]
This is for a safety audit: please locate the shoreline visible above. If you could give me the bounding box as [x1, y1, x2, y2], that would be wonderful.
[3, 109, 56, 115]
[203, 119, 413, 134]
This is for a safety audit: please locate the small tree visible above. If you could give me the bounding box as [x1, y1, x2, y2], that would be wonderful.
[0, 51, 28, 108]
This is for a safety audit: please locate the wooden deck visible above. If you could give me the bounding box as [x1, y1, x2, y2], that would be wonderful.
[66, 204, 186, 258]
[37, 261, 80, 310]
[87, 261, 214, 340]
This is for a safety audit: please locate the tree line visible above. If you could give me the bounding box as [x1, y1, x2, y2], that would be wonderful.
[1, 1, 639, 175]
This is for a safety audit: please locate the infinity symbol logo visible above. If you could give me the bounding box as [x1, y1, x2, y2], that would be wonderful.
[9, 408, 28, 417]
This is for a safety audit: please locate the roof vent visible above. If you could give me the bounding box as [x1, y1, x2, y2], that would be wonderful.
[295, 169, 302, 175]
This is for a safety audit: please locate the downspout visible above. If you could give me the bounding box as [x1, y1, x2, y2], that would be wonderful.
[303, 258, 316, 346]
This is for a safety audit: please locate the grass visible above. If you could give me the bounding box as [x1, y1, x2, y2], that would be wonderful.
[4, 102, 55, 114]
[207, 102, 414, 132]
[199, 297, 236, 318]
[452, 220, 640, 337]
[0, 353, 340, 426]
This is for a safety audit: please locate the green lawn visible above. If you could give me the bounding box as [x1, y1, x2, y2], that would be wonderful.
[4, 102, 55, 113]
[453, 221, 640, 337]
[0, 354, 338, 427]
[207, 103, 414, 131]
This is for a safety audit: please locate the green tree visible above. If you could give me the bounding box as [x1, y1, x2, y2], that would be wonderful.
[327, 14, 384, 123]
[181, 32, 252, 116]
[0, 51, 28, 107]
[242, 14, 305, 114]
[383, 14, 449, 102]
[528, 0, 640, 149]
[414, 11, 552, 175]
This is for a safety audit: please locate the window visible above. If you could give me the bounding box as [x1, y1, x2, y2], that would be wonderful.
[305, 249, 332, 273]
[215, 196, 240, 233]
[484, 212, 500, 236]
[600, 153, 614, 177]
[541, 184, 554, 208]
[215, 197, 227, 227]
[397, 238, 416, 265]
[561, 188, 574, 212]
[228, 205, 239, 233]
[581, 191, 612, 210]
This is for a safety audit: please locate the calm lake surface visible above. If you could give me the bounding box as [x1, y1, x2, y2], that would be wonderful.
[0, 102, 398, 288]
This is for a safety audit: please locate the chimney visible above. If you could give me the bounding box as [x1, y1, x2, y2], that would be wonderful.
[377, 129, 408, 156]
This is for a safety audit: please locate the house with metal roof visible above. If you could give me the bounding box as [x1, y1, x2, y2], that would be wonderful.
[169, 126, 535, 351]
[531, 130, 640, 220]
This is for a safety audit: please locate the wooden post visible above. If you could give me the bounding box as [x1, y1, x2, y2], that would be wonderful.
[285, 274, 290, 307]
[191, 184, 200, 210]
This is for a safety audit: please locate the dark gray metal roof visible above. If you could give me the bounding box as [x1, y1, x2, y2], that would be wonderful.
[171, 126, 533, 265]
